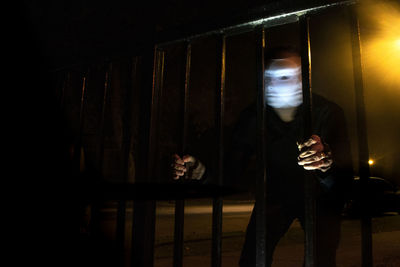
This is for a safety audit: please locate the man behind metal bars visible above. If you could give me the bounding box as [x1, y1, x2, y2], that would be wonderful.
[171, 46, 353, 266]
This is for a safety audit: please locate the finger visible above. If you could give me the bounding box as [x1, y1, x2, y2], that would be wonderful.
[182, 155, 196, 163]
[298, 141, 325, 158]
[170, 160, 185, 169]
[172, 164, 186, 171]
[302, 158, 333, 170]
[298, 135, 324, 151]
[173, 170, 185, 176]
[298, 148, 317, 159]
[298, 152, 328, 165]
[173, 154, 185, 165]
[297, 138, 317, 151]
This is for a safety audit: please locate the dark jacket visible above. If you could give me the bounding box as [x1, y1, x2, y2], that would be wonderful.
[222, 94, 353, 209]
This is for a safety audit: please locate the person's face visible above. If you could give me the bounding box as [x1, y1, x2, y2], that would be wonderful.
[264, 56, 303, 108]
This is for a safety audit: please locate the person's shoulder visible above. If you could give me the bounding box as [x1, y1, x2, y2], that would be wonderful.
[312, 93, 344, 114]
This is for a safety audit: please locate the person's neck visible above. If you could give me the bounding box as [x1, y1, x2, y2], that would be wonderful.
[272, 106, 298, 122]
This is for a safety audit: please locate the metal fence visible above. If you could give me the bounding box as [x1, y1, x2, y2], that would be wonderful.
[72, 1, 374, 266]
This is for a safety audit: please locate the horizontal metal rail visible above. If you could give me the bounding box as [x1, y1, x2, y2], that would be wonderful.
[156, 0, 356, 47]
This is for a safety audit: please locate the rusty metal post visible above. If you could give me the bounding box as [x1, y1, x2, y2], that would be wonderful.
[255, 26, 267, 267]
[211, 35, 226, 267]
[299, 15, 317, 267]
[348, 5, 373, 267]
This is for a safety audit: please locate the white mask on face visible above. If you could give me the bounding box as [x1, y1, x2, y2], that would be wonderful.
[265, 57, 303, 108]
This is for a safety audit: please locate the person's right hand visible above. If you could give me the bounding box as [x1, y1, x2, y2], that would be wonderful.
[171, 154, 205, 180]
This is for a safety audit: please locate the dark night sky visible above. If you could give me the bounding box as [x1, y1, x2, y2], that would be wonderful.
[19, 1, 258, 69]
[19, 0, 339, 70]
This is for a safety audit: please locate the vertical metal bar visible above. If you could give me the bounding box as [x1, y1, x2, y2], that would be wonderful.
[182, 42, 192, 154]
[131, 50, 158, 267]
[348, 6, 373, 267]
[173, 41, 192, 267]
[174, 200, 185, 267]
[212, 198, 223, 267]
[148, 47, 166, 183]
[116, 199, 127, 267]
[73, 71, 88, 176]
[116, 58, 140, 267]
[99, 62, 113, 173]
[91, 62, 112, 260]
[212, 35, 226, 267]
[132, 201, 156, 267]
[299, 15, 317, 267]
[255, 26, 267, 267]
[123, 57, 139, 182]
[124, 57, 138, 267]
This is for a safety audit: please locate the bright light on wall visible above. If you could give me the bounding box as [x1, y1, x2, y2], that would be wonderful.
[359, 1, 400, 86]
[368, 159, 374, 165]
[395, 39, 400, 48]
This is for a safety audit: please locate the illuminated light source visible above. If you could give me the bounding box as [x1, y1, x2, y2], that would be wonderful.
[396, 39, 400, 48]
[359, 1, 400, 86]
[368, 159, 374, 165]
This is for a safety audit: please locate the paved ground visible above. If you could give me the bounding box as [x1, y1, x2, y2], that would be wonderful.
[90, 197, 400, 267]
[152, 199, 400, 267]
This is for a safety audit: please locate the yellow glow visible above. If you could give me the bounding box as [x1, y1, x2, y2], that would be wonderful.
[359, 1, 400, 86]
[368, 159, 374, 165]
[396, 39, 400, 48]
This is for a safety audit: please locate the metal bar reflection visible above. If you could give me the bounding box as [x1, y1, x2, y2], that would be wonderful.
[212, 35, 226, 267]
[299, 15, 317, 267]
[255, 26, 267, 267]
[348, 5, 373, 267]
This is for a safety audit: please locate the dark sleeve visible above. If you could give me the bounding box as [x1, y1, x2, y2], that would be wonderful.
[223, 105, 257, 188]
[315, 102, 354, 205]
[187, 105, 257, 188]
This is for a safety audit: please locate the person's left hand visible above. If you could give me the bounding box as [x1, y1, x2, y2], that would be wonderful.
[297, 135, 333, 172]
